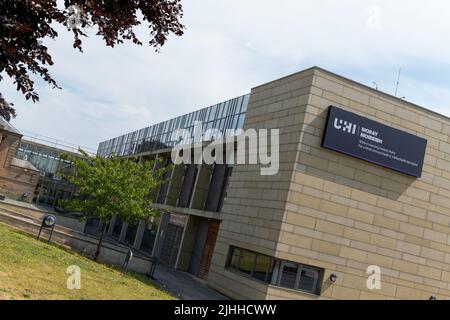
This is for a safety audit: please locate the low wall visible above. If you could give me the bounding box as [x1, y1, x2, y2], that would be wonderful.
[0, 210, 154, 274]
[0, 200, 86, 232]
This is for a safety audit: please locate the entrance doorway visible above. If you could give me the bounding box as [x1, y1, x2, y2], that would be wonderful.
[198, 220, 220, 279]
[160, 223, 184, 267]
[188, 219, 220, 279]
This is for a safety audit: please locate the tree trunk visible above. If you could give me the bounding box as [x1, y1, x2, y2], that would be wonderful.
[93, 221, 108, 261]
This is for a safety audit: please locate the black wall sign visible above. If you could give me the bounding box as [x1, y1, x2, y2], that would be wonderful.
[322, 106, 427, 177]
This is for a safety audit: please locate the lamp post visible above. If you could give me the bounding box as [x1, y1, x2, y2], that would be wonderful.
[37, 215, 56, 244]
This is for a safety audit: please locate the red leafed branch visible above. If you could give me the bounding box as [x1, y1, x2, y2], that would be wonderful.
[0, 0, 185, 121]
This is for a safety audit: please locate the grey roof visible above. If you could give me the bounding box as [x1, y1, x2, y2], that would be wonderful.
[11, 157, 39, 172]
[0, 116, 21, 135]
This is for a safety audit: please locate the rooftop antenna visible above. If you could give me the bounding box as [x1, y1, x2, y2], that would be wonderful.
[395, 68, 402, 97]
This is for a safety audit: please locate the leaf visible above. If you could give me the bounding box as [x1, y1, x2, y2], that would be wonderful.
[60, 149, 170, 225]
[1, 0, 185, 117]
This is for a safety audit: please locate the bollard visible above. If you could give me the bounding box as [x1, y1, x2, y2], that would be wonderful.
[146, 256, 158, 279]
[121, 249, 133, 275]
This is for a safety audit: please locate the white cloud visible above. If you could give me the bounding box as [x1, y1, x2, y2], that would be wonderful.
[1, 0, 450, 150]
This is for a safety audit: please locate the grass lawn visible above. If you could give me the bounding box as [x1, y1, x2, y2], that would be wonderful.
[0, 222, 174, 300]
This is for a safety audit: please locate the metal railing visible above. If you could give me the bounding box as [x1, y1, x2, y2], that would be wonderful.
[18, 129, 97, 156]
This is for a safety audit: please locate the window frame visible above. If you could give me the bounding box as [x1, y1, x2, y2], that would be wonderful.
[226, 246, 323, 295]
[297, 265, 321, 294]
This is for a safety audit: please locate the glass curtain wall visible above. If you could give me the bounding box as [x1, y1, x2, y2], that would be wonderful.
[97, 94, 249, 158]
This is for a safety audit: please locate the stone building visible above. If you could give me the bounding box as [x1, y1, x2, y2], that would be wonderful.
[0, 117, 39, 202]
[98, 67, 450, 300]
[16, 138, 81, 205]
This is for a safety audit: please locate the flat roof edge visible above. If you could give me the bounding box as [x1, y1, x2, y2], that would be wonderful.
[251, 66, 450, 123]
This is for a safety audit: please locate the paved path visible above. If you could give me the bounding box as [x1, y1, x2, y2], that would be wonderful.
[153, 264, 229, 300]
[0, 198, 55, 213]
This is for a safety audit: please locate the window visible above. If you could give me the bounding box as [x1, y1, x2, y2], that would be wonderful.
[112, 217, 123, 240]
[298, 266, 320, 292]
[226, 246, 323, 295]
[279, 262, 298, 289]
[205, 164, 233, 212]
[253, 254, 272, 282]
[238, 250, 255, 275]
[236, 113, 245, 129]
[140, 222, 158, 253]
[98, 94, 251, 157]
[229, 248, 240, 270]
[177, 164, 198, 208]
[241, 94, 249, 113]
[124, 224, 138, 245]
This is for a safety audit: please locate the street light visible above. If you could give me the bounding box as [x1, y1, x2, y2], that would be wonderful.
[37, 215, 56, 244]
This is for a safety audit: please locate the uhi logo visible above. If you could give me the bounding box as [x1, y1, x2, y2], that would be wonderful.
[333, 118, 357, 135]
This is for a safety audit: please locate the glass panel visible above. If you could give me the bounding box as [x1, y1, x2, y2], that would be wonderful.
[279, 262, 298, 289]
[222, 101, 229, 117]
[84, 218, 101, 236]
[229, 247, 240, 270]
[217, 104, 224, 119]
[253, 255, 271, 282]
[208, 105, 217, 121]
[112, 217, 123, 239]
[124, 224, 138, 245]
[237, 114, 245, 129]
[238, 250, 256, 275]
[140, 223, 157, 253]
[218, 119, 225, 131]
[199, 109, 206, 122]
[241, 94, 249, 113]
[205, 108, 211, 122]
[269, 259, 279, 284]
[231, 115, 239, 130]
[228, 99, 235, 116]
[298, 266, 320, 293]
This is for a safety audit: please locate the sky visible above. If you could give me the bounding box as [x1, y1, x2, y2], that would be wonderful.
[2, 0, 450, 151]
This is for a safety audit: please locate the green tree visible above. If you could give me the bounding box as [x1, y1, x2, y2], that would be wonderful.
[61, 149, 171, 261]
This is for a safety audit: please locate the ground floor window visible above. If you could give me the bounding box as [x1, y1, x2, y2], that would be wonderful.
[84, 217, 101, 236]
[140, 221, 158, 253]
[111, 217, 123, 240]
[280, 261, 298, 289]
[124, 223, 138, 246]
[226, 246, 323, 295]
